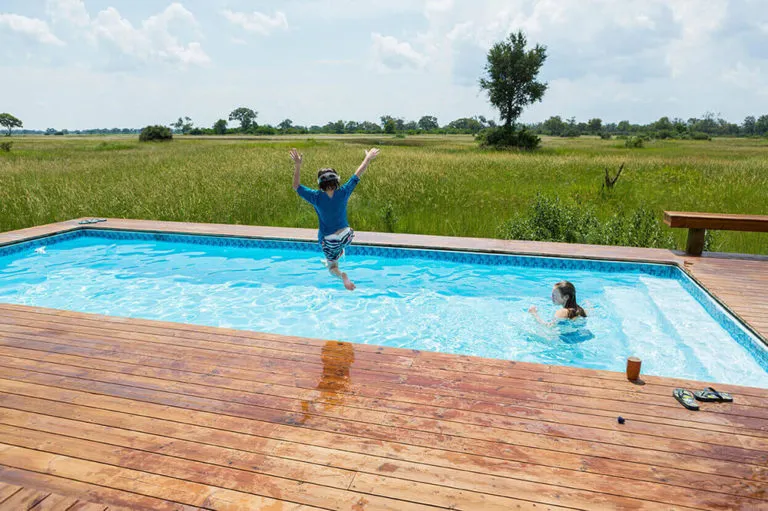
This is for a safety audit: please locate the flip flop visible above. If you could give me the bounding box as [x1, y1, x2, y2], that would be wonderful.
[694, 387, 733, 403]
[673, 388, 699, 411]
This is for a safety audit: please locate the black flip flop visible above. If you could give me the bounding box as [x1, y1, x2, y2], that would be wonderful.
[694, 387, 733, 403]
[673, 388, 699, 410]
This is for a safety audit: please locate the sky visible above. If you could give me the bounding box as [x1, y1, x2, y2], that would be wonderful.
[1, 0, 767, 130]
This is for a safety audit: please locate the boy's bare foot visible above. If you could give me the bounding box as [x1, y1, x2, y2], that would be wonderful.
[342, 273, 356, 291]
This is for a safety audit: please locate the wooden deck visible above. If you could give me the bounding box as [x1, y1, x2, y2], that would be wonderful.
[0, 219, 767, 510]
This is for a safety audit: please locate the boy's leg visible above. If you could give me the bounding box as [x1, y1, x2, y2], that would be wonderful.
[328, 260, 355, 291]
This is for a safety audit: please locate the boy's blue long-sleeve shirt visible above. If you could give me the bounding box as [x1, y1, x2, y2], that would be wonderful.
[296, 175, 359, 241]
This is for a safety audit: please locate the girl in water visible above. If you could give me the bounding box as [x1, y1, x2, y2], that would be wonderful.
[528, 280, 587, 325]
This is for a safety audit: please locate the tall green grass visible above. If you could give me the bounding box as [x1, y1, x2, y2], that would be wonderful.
[1, 135, 766, 254]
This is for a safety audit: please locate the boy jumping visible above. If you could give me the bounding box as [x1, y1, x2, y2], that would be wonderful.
[291, 147, 380, 290]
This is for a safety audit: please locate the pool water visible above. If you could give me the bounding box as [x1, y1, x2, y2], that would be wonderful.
[1, 230, 767, 388]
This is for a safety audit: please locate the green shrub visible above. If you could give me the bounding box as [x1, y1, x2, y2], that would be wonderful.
[379, 202, 399, 232]
[139, 125, 173, 142]
[476, 126, 540, 150]
[625, 136, 644, 148]
[690, 131, 711, 141]
[498, 194, 675, 249]
[655, 129, 675, 140]
[394, 132, 406, 139]
[599, 132, 612, 140]
[561, 127, 581, 138]
[0, 141, 11, 152]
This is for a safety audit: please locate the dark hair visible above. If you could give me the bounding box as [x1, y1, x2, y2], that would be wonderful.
[555, 281, 587, 319]
[317, 168, 340, 192]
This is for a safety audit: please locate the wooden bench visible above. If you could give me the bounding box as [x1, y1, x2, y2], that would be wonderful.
[664, 211, 768, 256]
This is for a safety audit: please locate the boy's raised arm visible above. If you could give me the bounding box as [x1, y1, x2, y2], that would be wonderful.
[290, 148, 302, 190]
[354, 147, 380, 178]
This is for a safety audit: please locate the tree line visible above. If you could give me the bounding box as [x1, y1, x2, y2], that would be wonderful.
[3, 110, 767, 139]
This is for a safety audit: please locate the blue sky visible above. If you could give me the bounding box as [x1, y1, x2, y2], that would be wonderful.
[1, 0, 767, 129]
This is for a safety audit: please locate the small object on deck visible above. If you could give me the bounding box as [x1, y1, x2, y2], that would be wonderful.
[673, 388, 699, 411]
[626, 356, 641, 381]
[694, 387, 733, 403]
[78, 218, 107, 225]
[617, 416, 625, 424]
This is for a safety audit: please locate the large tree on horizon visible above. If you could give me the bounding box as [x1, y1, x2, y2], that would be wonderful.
[229, 107, 258, 131]
[0, 113, 23, 136]
[479, 31, 547, 129]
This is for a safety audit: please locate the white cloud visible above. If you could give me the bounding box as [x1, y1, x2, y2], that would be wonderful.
[0, 13, 64, 45]
[371, 33, 427, 71]
[222, 10, 288, 36]
[48, 2, 210, 67]
[46, 0, 90, 27]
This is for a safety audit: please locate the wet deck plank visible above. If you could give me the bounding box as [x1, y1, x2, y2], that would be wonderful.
[0, 219, 766, 509]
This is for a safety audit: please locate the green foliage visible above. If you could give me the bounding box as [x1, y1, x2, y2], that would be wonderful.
[213, 119, 228, 135]
[479, 31, 547, 128]
[476, 126, 540, 150]
[0, 113, 23, 137]
[498, 195, 675, 248]
[418, 116, 439, 131]
[379, 202, 399, 233]
[172, 116, 194, 134]
[625, 136, 644, 148]
[0, 141, 12, 152]
[599, 133, 612, 140]
[383, 119, 396, 134]
[229, 107, 258, 131]
[139, 125, 173, 142]
[689, 132, 712, 141]
[394, 132, 406, 139]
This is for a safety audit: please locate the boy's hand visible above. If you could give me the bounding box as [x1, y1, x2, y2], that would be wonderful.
[289, 148, 303, 166]
[364, 148, 380, 161]
[528, 306, 538, 314]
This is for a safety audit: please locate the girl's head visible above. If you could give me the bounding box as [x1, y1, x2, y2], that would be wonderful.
[317, 168, 340, 192]
[552, 281, 586, 318]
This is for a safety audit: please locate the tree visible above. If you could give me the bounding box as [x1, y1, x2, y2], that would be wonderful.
[404, 121, 419, 131]
[172, 116, 194, 134]
[344, 121, 359, 133]
[756, 115, 768, 136]
[479, 31, 547, 128]
[418, 115, 439, 131]
[359, 121, 381, 133]
[542, 116, 565, 136]
[139, 125, 173, 142]
[743, 116, 756, 136]
[0, 113, 23, 136]
[383, 118, 396, 134]
[587, 118, 602, 134]
[278, 119, 293, 131]
[213, 119, 228, 135]
[617, 120, 631, 133]
[228, 107, 258, 131]
[447, 117, 484, 134]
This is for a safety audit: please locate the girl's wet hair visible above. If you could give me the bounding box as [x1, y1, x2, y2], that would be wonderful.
[317, 168, 340, 191]
[555, 281, 587, 319]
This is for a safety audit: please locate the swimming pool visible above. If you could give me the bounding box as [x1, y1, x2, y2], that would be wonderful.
[1, 229, 767, 388]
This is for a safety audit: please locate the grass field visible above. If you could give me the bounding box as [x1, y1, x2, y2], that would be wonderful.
[1, 134, 767, 254]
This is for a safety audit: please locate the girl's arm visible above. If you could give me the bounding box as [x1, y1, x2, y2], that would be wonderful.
[528, 306, 554, 326]
[354, 148, 380, 178]
[290, 148, 302, 190]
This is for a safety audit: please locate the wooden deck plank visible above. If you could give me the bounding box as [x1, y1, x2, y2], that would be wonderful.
[1, 356, 765, 470]
[0, 488, 51, 510]
[0, 343, 765, 456]
[0, 465, 200, 511]
[4, 392, 764, 505]
[1, 219, 768, 510]
[1, 371, 764, 486]
[0, 446, 319, 511]
[29, 493, 81, 511]
[4, 337, 764, 444]
[3, 411, 761, 510]
[2, 326, 765, 436]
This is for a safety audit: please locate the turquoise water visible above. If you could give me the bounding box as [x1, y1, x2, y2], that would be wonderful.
[1, 232, 767, 388]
